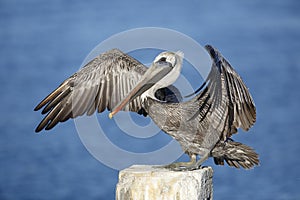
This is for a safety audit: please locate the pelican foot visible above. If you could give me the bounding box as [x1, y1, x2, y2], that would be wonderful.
[165, 152, 210, 171]
[164, 162, 200, 171]
[162, 154, 199, 171]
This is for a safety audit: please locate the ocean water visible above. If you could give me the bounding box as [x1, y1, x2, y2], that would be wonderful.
[1, 0, 300, 199]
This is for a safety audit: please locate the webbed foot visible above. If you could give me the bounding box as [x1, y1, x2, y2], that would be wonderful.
[161, 152, 210, 171]
[163, 154, 198, 171]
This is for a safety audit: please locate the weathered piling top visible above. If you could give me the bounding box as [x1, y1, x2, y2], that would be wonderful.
[116, 165, 213, 200]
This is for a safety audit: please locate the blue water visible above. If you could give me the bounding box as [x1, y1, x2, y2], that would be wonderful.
[1, 0, 300, 199]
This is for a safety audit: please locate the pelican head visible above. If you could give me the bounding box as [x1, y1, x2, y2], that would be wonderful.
[153, 51, 184, 68]
[149, 51, 184, 95]
[109, 51, 184, 118]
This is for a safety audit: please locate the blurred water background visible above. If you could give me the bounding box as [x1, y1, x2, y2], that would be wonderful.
[1, 0, 300, 199]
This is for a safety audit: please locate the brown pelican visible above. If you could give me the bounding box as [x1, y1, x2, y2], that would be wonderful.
[34, 45, 259, 170]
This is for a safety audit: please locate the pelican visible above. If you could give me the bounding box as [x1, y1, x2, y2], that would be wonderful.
[34, 45, 259, 170]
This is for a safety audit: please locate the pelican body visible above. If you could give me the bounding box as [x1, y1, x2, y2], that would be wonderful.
[35, 45, 259, 170]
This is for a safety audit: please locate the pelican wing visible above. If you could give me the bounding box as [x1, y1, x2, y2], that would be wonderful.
[34, 49, 148, 132]
[194, 45, 256, 139]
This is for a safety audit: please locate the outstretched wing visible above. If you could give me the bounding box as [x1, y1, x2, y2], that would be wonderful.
[194, 45, 256, 140]
[34, 49, 148, 132]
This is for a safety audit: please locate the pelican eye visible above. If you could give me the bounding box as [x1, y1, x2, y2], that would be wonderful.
[158, 57, 166, 62]
[156, 56, 173, 67]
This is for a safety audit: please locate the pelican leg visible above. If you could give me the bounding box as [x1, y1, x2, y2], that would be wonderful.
[190, 152, 210, 170]
[165, 152, 210, 171]
[163, 154, 197, 171]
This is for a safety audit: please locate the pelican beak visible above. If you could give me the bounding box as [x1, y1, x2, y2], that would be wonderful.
[109, 61, 172, 119]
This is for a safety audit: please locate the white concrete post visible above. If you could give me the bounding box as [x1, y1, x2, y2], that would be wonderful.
[116, 165, 213, 200]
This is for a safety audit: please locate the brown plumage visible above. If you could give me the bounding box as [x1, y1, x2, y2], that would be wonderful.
[34, 45, 259, 170]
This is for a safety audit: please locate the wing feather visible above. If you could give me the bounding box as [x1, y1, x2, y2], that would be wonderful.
[195, 45, 256, 140]
[34, 49, 147, 132]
